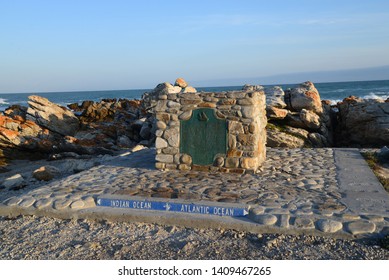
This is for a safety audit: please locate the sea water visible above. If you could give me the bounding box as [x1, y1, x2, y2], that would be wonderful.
[1, 80, 388, 112]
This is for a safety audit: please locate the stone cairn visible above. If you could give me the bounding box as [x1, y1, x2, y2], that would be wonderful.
[152, 78, 267, 174]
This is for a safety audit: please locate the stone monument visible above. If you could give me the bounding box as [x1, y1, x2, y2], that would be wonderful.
[154, 88, 267, 174]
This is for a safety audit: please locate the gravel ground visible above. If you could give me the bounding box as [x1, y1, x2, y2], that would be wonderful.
[0, 215, 388, 260]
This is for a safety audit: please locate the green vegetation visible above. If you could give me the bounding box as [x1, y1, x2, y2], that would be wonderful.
[362, 151, 389, 193]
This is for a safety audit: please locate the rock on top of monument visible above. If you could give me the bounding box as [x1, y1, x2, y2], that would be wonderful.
[152, 82, 182, 94]
[285, 81, 323, 114]
[175, 78, 188, 88]
[27, 95, 80, 136]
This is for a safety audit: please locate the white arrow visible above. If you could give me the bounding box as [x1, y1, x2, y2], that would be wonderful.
[243, 209, 249, 216]
[97, 199, 101, 205]
[164, 202, 171, 211]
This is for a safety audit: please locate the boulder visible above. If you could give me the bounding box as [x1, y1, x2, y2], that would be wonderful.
[243, 84, 264, 91]
[80, 101, 116, 122]
[33, 166, 61, 181]
[265, 86, 287, 108]
[0, 115, 45, 149]
[175, 78, 188, 88]
[27, 95, 79, 136]
[67, 103, 80, 111]
[284, 81, 323, 114]
[153, 82, 181, 94]
[308, 132, 327, 147]
[1, 174, 25, 189]
[376, 146, 389, 164]
[266, 106, 288, 120]
[183, 86, 197, 93]
[336, 96, 389, 147]
[300, 109, 321, 130]
[266, 124, 308, 148]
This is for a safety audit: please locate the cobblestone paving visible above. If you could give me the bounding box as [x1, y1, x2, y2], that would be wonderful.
[2, 148, 389, 238]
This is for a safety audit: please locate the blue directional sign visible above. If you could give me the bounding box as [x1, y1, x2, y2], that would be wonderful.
[96, 197, 249, 217]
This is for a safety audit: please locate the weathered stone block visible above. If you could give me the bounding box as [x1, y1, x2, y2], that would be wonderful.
[198, 102, 216, 108]
[227, 148, 243, 157]
[162, 147, 179, 154]
[179, 111, 192, 120]
[180, 154, 192, 164]
[241, 106, 258, 118]
[156, 154, 173, 163]
[228, 121, 244, 134]
[178, 164, 191, 170]
[237, 133, 257, 146]
[181, 99, 201, 105]
[218, 99, 236, 105]
[165, 163, 178, 170]
[156, 113, 170, 122]
[155, 137, 168, 149]
[225, 157, 239, 168]
[240, 157, 258, 169]
[228, 135, 237, 149]
[214, 157, 224, 167]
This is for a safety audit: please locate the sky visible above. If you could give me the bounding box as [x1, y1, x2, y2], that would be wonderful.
[1, 0, 389, 93]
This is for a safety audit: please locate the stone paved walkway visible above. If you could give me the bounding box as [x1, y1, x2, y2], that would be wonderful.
[1, 148, 388, 238]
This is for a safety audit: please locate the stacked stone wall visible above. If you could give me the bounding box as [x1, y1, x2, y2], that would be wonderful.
[155, 90, 267, 174]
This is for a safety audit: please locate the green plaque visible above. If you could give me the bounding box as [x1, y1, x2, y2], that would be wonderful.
[180, 108, 227, 165]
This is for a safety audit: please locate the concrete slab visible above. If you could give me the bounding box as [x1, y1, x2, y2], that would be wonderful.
[1, 148, 388, 239]
[334, 148, 389, 215]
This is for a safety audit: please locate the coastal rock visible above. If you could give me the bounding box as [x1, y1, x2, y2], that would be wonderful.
[0, 115, 46, 149]
[266, 124, 306, 148]
[266, 106, 288, 120]
[242, 84, 264, 91]
[3, 105, 28, 119]
[336, 96, 389, 146]
[27, 95, 79, 136]
[265, 86, 287, 108]
[376, 146, 389, 163]
[183, 86, 197, 93]
[33, 166, 61, 181]
[308, 132, 327, 147]
[300, 109, 321, 130]
[285, 81, 323, 114]
[80, 101, 116, 122]
[175, 78, 188, 88]
[1, 174, 25, 189]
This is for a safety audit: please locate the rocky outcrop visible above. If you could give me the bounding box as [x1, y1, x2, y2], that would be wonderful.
[0, 114, 50, 149]
[27, 95, 79, 136]
[284, 81, 323, 114]
[0, 95, 150, 160]
[265, 86, 287, 109]
[336, 96, 389, 147]
[252, 81, 335, 148]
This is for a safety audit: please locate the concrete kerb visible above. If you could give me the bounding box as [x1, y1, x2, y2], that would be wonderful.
[0, 199, 353, 239]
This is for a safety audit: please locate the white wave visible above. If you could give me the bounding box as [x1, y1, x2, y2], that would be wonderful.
[362, 92, 389, 100]
[329, 89, 346, 93]
[0, 98, 9, 105]
[329, 99, 342, 105]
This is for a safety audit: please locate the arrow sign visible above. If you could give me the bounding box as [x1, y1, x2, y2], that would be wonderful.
[96, 197, 248, 217]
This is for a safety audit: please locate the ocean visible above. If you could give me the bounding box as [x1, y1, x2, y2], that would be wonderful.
[1, 80, 388, 112]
